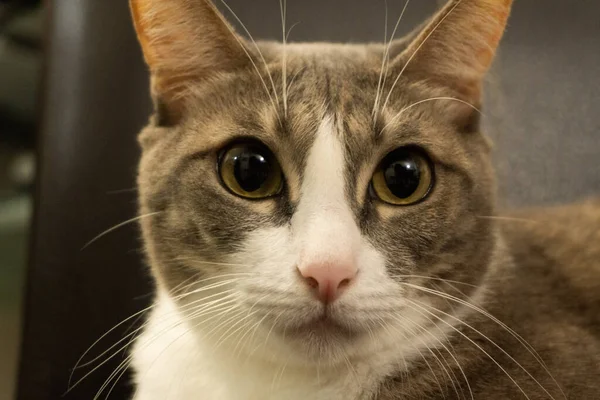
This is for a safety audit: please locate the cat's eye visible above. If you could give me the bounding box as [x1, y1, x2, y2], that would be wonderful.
[371, 147, 434, 205]
[218, 141, 283, 199]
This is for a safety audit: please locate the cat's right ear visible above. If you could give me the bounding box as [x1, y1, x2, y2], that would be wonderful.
[130, 0, 249, 125]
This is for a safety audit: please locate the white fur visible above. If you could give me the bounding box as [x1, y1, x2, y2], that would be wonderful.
[132, 117, 480, 399]
[292, 117, 361, 276]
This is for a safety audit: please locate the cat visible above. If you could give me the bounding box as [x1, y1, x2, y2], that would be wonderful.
[126, 0, 600, 398]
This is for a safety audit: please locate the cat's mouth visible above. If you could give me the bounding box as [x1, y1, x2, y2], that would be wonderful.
[282, 312, 360, 340]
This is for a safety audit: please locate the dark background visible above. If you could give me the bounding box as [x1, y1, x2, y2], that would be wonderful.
[7, 0, 599, 399]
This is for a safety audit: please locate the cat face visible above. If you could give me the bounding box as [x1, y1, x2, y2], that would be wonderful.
[133, 0, 511, 366]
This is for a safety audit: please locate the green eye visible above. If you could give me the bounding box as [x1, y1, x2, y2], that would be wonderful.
[371, 147, 434, 205]
[218, 142, 283, 199]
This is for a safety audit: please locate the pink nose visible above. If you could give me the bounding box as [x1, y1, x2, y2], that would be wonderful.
[298, 262, 357, 304]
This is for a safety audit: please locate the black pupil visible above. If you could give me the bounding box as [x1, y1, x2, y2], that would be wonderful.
[233, 149, 271, 192]
[383, 152, 421, 199]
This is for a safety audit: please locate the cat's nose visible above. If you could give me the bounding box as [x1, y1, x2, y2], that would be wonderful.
[298, 262, 357, 304]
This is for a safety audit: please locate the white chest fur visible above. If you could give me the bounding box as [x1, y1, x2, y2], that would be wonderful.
[131, 295, 387, 400]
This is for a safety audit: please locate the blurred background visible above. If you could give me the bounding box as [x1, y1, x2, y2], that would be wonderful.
[1, 0, 598, 399]
[0, 1, 41, 399]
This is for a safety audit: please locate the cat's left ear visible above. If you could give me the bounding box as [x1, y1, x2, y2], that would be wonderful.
[395, 0, 513, 103]
[130, 0, 250, 124]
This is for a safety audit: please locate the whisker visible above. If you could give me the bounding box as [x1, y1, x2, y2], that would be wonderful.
[73, 289, 242, 393]
[74, 318, 150, 373]
[377, 0, 412, 125]
[364, 317, 377, 342]
[173, 257, 255, 268]
[414, 297, 559, 400]
[286, 21, 300, 42]
[166, 271, 247, 300]
[78, 287, 240, 373]
[286, 66, 306, 97]
[402, 283, 566, 399]
[396, 274, 478, 288]
[73, 296, 241, 396]
[381, 96, 481, 133]
[103, 364, 129, 400]
[122, 302, 242, 398]
[372, 318, 407, 374]
[316, 351, 322, 385]
[213, 308, 261, 350]
[377, 318, 449, 397]
[184, 292, 241, 320]
[477, 215, 538, 224]
[404, 298, 532, 400]
[233, 310, 272, 359]
[341, 350, 359, 383]
[69, 304, 154, 385]
[81, 212, 162, 250]
[381, 0, 462, 113]
[248, 309, 285, 359]
[275, 354, 291, 391]
[280, 0, 288, 117]
[124, 301, 244, 396]
[216, 292, 270, 350]
[372, 0, 389, 124]
[71, 276, 236, 373]
[392, 308, 474, 399]
[400, 313, 465, 399]
[168, 270, 204, 295]
[431, 282, 471, 312]
[201, 306, 246, 340]
[182, 278, 247, 298]
[373, 0, 411, 123]
[214, 0, 282, 125]
[96, 286, 242, 398]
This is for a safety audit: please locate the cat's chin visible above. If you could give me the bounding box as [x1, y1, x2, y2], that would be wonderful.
[269, 312, 372, 363]
[284, 314, 360, 340]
